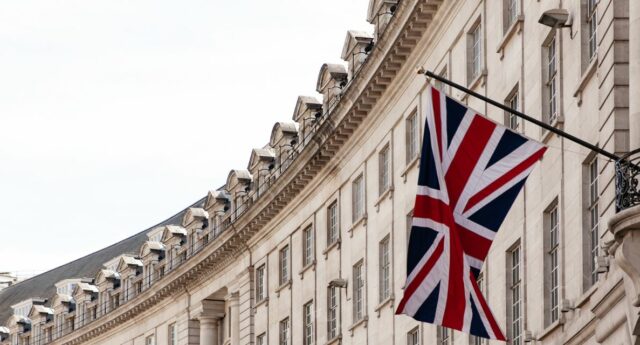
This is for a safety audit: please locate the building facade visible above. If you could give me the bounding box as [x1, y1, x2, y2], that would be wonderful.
[2, 0, 640, 344]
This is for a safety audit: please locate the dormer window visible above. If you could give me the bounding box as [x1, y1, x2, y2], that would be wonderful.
[316, 64, 348, 110]
[366, 0, 398, 38]
[291, 96, 323, 144]
[341, 31, 374, 79]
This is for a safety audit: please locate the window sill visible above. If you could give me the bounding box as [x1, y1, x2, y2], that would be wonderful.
[348, 316, 368, 335]
[299, 260, 316, 279]
[401, 157, 419, 183]
[325, 334, 342, 345]
[374, 186, 394, 212]
[323, 239, 341, 259]
[275, 280, 291, 297]
[255, 297, 269, 309]
[463, 69, 487, 98]
[348, 214, 367, 237]
[575, 282, 599, 308]
[541, 116, 564, 144]
[538, 318, 564, 340]
[374, 295, 395, 317]
[496, 15, 524, 59]
[573, 58, 597, 106]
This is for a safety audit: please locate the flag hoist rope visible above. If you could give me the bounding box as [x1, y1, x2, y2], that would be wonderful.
[422, 70, 621, 162]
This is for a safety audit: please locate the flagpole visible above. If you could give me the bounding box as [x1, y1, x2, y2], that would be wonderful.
[423, 70, 621, 161]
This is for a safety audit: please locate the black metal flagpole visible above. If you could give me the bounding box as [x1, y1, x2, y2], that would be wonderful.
[424, 70, 621, 162]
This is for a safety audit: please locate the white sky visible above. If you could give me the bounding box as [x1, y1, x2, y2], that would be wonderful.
[0, 0, 372, 275]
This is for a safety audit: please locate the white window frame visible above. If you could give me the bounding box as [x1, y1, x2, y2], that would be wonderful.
[586, 0, 597, 61]
[256, 264, 266, 302]
[327, 201, 339, 246]
[505, 0, 519, 31]
[303, 226, 314, 267]
[379, 236, 391, 302]
[168, 323, 177, 345]
[587, 157, 599, 287]
[327, 286, 340, 340]
[352, 175, 365, 223]
[545, 203, 560, 325]
[407, 327, 420, 345]
[546, 35, 558, 124]
[379, 144, 391, 196]
[257, 333, 266, 345]
[352, 260, 365, 322]
[406, 111, 419, 164]
[279, 318, 290, 345]
[508, 245, 522, 345]
[303, 301, 314, 345]
[505, 88, 519, 131]
[468, 22, 483, 81]
[279, 245, 290, 286]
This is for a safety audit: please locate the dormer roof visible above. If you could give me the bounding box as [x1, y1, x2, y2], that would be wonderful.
[161, 225, 188, 241]
[205, 190, 231, 210]
[140, 241, 166, 257]
[29, 305, 53, 318]
[366, 0, 398, 22]
[292, 96, 322, 122]
[316, 63, 347, 93]
[73, 282, 98, 295]
[341, 30, 374, 60]
[182, 208, 209, 227]
[226, 170, 253, 190]
[95, 269, 120, 285]
[117, 256, 143, 271]
[270, 122, 299, 147]
[51, 294, 74, 307]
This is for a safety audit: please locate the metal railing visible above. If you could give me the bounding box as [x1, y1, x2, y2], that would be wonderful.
[615, 149, 640, 211]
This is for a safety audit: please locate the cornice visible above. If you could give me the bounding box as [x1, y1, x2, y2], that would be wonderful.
[52, 1, 443, 344]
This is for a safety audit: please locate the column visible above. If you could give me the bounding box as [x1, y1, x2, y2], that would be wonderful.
[199, 317, 219, 345]
[630, 0, 640, 149]
[226, 292, 240, 345]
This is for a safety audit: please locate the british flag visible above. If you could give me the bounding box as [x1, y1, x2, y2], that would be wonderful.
[396, 86, 546, 340]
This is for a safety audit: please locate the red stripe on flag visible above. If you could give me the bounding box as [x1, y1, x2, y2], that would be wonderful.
[413, 195, 454, 225]
[469, 271, 506, 340]
[464, 147, 547, 213]
[445, 116, 496, 208]
[442, 230, 465, 329]
[431, 87, 443, 160]
[396, 239, 445, 314]
[457, 226, 491, 261]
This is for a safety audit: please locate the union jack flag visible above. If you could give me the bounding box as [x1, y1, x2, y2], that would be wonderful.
[396, 86, 546, 340]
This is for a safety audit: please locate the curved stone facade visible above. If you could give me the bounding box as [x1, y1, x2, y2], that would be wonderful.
[2, 0, 640, 344]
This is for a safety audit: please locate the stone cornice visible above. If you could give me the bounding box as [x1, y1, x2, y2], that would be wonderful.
[52, 1, 443, 344]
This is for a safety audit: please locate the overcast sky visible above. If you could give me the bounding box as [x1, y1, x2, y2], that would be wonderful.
[0, 0, 372, 276]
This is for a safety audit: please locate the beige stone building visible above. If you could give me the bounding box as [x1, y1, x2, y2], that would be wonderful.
[2, 0, 640, 344]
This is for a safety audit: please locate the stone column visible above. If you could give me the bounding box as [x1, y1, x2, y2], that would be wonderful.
[630, 0, 640, 150]
[199, 317, 219, 345]
[226, 292, 240, 345]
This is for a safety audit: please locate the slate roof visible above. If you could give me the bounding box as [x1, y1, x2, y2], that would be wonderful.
[0, 196, 205, 325]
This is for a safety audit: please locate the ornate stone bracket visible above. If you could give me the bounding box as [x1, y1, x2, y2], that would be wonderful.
[608, 204, 640, 343]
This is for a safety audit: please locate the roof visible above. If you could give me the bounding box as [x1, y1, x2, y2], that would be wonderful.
[0, 196, 205, 325]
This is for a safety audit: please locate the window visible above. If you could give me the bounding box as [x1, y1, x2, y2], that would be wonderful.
[406, 210, 414, 243]
[505, 89, 519, 131]
[353, 261, 365, 322]
[406, 111, 419, 163]
[379, 145, 391, 195]
[145, 335, 155, 345]
[438, 326, 452, 345]
[468, 22, 482, 81]
[256, 264, 266, 302]
[586, 0, 597, 61]
[587, 157, 599, 287]
[352, 175, 365, 223]
[407, 327, 420, 345]
[545, 203, 560, 324]
[279, 318, 290, 345]
[303, 226, 314, 267]
[327, 286, 339, 339]
[508, 245, 522, 345]
[168, 323, 177, 345]
[504, 0, 519, 31]
[379, 236, 391, 302]
[545, 35, 558, 124]
[303, 301, 314, 345]
[279, 245, 290, 286]
[257, 333, 266, 345]
[327, 201, 339, 246]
